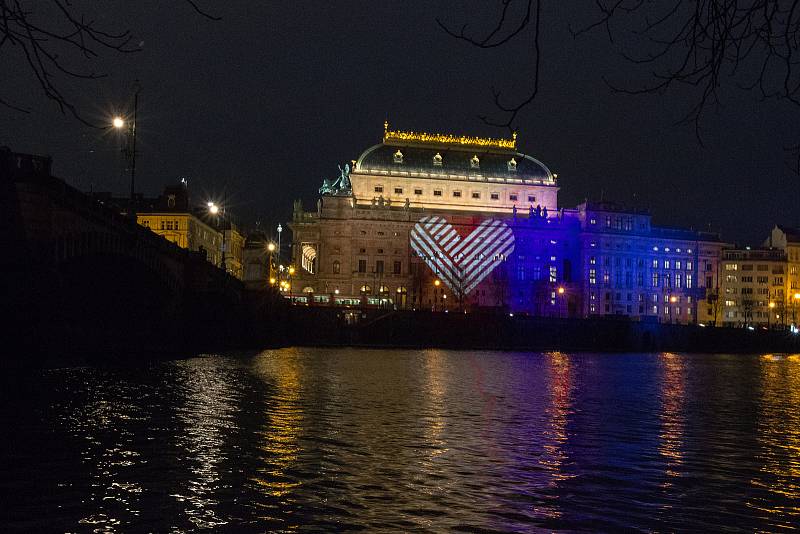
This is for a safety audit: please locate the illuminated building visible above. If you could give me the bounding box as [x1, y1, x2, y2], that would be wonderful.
[289, 123, 724, 323]
[131, 183, 244, 279]
[717, 248, 787, 328]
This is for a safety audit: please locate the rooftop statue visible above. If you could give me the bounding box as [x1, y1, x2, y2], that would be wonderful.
[318, 163, 353, 196]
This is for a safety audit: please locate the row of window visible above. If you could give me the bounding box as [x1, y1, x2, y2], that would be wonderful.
[588, 269, 695, 288]
[335, 260, 403, 275]
[725, 263, 782, 272]
[588, 303, 693, 316]
[391, 150, 517, 171]
[589, 257, 694, 271]
[373, 185, 534, 203]
[140, 219, 181, 231]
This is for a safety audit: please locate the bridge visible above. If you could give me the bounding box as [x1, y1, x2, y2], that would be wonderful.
[1, 148, 280, 360]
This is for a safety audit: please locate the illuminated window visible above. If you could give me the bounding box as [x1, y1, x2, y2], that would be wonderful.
[589, 269, 596, 284]
[590, 256, 596, 265]
[652, 259, 658, 268]
[676, 260, 682, 270]
[360, 285, 372, 295]
[550, 266, 557, 282]
[433, 153, 443, 166]
[664, 260, 671, 269]
[590, 218, 596, 225]
[686, 261, 693, 270]
[393, 150, 403, 164]
[686, 274, 693, 288]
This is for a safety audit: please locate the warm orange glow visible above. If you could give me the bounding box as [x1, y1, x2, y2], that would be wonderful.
[288, 266, 295, 275]
[434, 279, 441, 287]
[769, 302, 776, 309]
[269, 277, 276, 285]
[112, 116, 125, 129]
[670, 296, 678, 303]
[794, 293, 800, 300]
[267, 242, 276, 252]
[557, 287, 565, 294]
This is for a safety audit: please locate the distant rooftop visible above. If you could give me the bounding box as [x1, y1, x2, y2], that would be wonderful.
[382, 121, 516, 151]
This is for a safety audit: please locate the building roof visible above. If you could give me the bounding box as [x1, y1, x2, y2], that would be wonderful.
[353, 123, 554, 182]
[776, 224, 800, 243]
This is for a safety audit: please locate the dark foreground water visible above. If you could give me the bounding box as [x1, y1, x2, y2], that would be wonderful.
[2, 349, 800, 532]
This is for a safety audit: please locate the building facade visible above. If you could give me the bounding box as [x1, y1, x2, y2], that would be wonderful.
[289, 124, 724, 324]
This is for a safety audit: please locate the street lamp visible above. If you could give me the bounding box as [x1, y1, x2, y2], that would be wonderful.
[207, 202, 226, 271]
[112, 82, 141, 217]
[769, 301, 776, 330]
[277, 224, 283, 265]
[670, 295, 678, 325]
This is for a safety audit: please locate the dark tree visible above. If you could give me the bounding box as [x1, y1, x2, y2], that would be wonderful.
[439, 1, 800, 167]
[0, 0, 218, 124]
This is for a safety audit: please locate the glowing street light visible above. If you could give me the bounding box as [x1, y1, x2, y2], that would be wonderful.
[769, 301, 776, 330]
[557, 286, 565, 295]
[434, 279, 441, 287]
[112, 116, 125, 129]
[288, 266, 295, 275]
[267, 242, 276, 252]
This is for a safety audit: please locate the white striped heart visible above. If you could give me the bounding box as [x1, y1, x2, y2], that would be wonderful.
[410, 215, 515, 296]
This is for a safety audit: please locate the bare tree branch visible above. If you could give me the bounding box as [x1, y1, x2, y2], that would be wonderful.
[0, 0, 220, 125]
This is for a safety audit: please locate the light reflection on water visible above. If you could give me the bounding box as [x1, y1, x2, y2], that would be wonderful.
[3, 349, 800, 531]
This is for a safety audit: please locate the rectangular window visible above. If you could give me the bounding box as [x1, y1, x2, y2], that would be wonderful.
[376, 260, 384, 274]
[550, 266, 557, 283]
[453, 191, 462, 198]
[472, 192, 480, 199]
[675, 273, 683, 288]
[652, 272, 659, 287]
[686, 261, 693, 270]
[675, 260, 682, 270]
[358, 259, 366, 273]
[394, 187, 403, 194]
[686, 274, 693, 288]
[652, 259, 658, 269]
[433, 190, 442, 197]
[374, 186, 383, 193]
[589, 268, 596, 285]
[664, 260, 671, 269]
[528, 195, 535, 202]
[509, 194, 518, 201]
[490, 193, 499, 200]
[393, 261, 401, 274]
[414, 188, 423, 195]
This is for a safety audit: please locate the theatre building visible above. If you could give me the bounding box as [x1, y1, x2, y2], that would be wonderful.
[288, 124, 724, 324]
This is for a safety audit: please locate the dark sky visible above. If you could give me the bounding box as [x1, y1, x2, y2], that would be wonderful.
[4, 1, 797, 244]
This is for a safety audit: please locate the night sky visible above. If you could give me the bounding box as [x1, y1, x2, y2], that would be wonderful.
[4, 1, 796, 244]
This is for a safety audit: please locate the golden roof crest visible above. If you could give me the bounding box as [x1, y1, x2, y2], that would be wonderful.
[383, 121, 517, 150]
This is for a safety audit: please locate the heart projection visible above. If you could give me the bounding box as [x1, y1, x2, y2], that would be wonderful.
[410, 216, 515, 295]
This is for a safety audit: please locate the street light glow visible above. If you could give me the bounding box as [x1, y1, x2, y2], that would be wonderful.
[434, 279, 441, 287]
[557, 287, 565, 294]
[208, 203, 219, 215]
[267, 242, 276, 252]
[288, 266, 295, 275]
[112, 116, 125, 129]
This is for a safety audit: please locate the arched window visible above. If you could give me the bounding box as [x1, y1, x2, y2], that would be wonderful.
[379, 285, 390, 296]
[360, 285, 372, 295]
[302, 286, 315, 294]
[332, 260, 340, 274]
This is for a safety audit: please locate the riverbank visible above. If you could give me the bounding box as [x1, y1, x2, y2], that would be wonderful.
[286, 307, 800, 353]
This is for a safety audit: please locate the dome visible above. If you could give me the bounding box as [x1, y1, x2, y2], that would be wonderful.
[353, 125, 553, 182]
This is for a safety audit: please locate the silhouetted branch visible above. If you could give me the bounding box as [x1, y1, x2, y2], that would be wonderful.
[441, 0, 800, 168]
[0, 0, 220, 125]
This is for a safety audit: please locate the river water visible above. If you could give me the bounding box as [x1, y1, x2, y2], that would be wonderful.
[2, 349, 799, 532]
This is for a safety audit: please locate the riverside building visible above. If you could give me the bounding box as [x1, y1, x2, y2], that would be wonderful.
[288, 123, 724, 324]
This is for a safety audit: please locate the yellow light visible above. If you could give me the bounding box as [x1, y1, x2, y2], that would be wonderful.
[434, 280, 441, 287]
[794, 293, 800, 300]
[334, 289, 340, 295]
[269, 277, 276, 285]
[267, 243, 276, 252]
[670, 296, 677, 303]
[209, 204, 219, 215]
[769, 302, 776, 309]
[112, 116, 125, 129]
[288, 266, 295, 275]
[383, 124, 516, 150]
[557, 287, 565, 294]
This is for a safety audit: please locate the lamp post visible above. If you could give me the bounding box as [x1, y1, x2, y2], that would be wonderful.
[112, 82, 141, 217]
[557, 286, 565, 318]
[434, 279, 441, 312]
[267, 242, 276, 285]
[277, 224, 283, 265]
[207, 201, 227, 272]
[769, 301, 776, 330]
[670, 295, 678, 325]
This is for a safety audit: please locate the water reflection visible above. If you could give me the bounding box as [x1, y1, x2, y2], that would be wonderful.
[748, 353, 800, 527]
[248, 349, 303, 527]
[658, 352, 686, 483]
[171, 358, 240, 529]
[7, 350, 800, 532]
